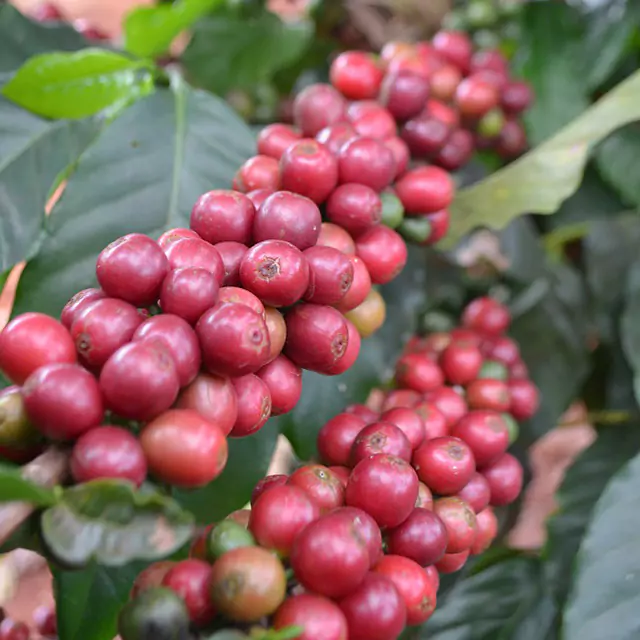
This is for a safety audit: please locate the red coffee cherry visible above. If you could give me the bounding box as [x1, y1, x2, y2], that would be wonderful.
[395, 166, 455, 214]
[288, 464, 345, 513]
[382, 389, 420, 411]
[429, 64, 463, 102]
[379, 70, 430, 121]
[257, 123, 302, 159]
[338, 573, 407, 640]
[348, 104, 396, 140]
[346, 454, 419, 528]
[413, 436, 476, 495]
[440, 342, 483, 385]
[196, 302, 270, 377]
[508, 378, 539, 420]
[327, 318, 361, 375]
[33, 605, 57, 637]
[415, 401, 449, 440]
[316, 222, 357, 254]
[317, 413, 367, 466]
[230, 374, 272, 437]
[257, 355, 301, 415]
[497, 118, 528, 158]
[333, 506, 383, 568]
[329, 466, 351, 487]
[176, 373, 238, 436]
[249, 485, 320, 556]
[253, 191, 322, 250]
[160, 267, 219, 325]
[432, 30, 472, 73]
[482, 335, 520, 366]
[384, 136, 410, 178]
[157, 228, 200, 251]
[457, 471, 491, 513]
[162, 559, 215, 625]
[466, 378, 510, 413]
[291, 511, 370, 598]
[373, 555, 437, 625]
[434, 129, 475, 171]
[0, 313, 76, 384]
[401, 115, 452, 157]
[280, 139, 338, 204]
[61, 288, 106, 329]
[482, 452, 523, 506]
[424, 564, 440, 591]
[274, 593, 348, 640]
[264, 307, 287, 362]
[471, 506, 498, 555]
[455, 75, 500, 117]
[415, 481, 434, 510]
[350, 422, 412, 466]
[141, 409, 228, 487]
[345, 403, 379, 422]
[451, 410, 509, 468]
[433, 496, 477, 553]
[164, 237, 225, 285]
[326, 184, 382, 238]
[71, 426, 146, 486]
[330, 51, 383, 100]
[316, 122, 358, 156]
[217, 286, 266, 318]
[424, 386, 468, 430]
[435, 549, 470, 574]
[395, 353, 444, 393]
[246, 188, 275, 210]
[233, 155, 281, 192]
[293, 83, 347, 136]
[462, 296, 511, 335]
[338, 137, 396, 192]
[423, 98, 460, 126]
[190, 190, 255, 245]
[304, 246, 354, 305]
[386, 508, 448, 567]
[355, 225, 407, 285]
[380, 407, 426, 450]
[335, 256, 372, 312]
[251, 474, 289, 505]
[470, 49, 509, 76]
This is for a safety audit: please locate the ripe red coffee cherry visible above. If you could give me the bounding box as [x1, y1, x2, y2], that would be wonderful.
[350, 422, 412, 465]
[355, 225, 407, 285]
[249, 484, 320, 556]
[160, 267, 219, 325]
[217, 286, 266, 318]
[141, 409, 228, 487]
[289, 464, 345, 513]
[333, 506, 383, 568]
[373, 555, 437, 625]
[380, 70, 430, 121]
[280, 139, 338, 204]
[246, 188, 275, 210]
[395, 353, 444, 393]
[338, 137, 396, 192]
[293, 83, 347, 136]
[330, 51, 383, 100]
[457, 471, 491, 513]
[432, 30, 472, 73]
[349, 104, 396, 140]
[429, 64, 463, 102]
[395, 166, 455, 214]
[482, 335, 520, 366]
[164, 237, 225, 285]
[455, 76, 499, 117]
[326, 184, 382, 237]
[466, 378, 511, 413]
[274, 593, 348, 640]
[433, 496, 477, 553]
[434, 129, 475, 171]
[229, 374, 272, 437]
[233, 154, 281, 192]
[253, 191, 321, 250]
[440, 342, 483, 385]
[0, 313, 76, 384]
[327, 318, 360, 375]
[414, 401, 448, 440]
[61, 288, 106, 329]
[284, 304, 349, 374]
[471, 49, 509, 76]
[291, 511, 370, 598]
[196, 302, 270, 377]
[451, 410, 509, 468]
[71, 426, 146, 486]
[346, 454, 419, 528]
[483, 452, 523, 506]
[209, 546, 286, 622]
[330, 465, 351, 487]
[316, 122, 358, 157]
[345, 403, 379, 422]
[462, 296, 511, 336]
[380, 407, 426, 450]
[424, 564, 440, 592]
[264, 307, 287, 362]
[496, 118, 527, 158]
[239, 240, 309, 308]
[425, 386, 468, 430]
[335, 256, 372, 312]
[131, 561, 177, 597]
[508, 378, 539, 420]
[161, 559, 215, 626]
[257, 355, 301, 415]
[317, 413, 367, 466]
[133, 314, 200, 387]
[190, 190, 255, 245]
[470, 506, 498, 555]
[316, 222, 356, 254]
[384, 136, 410, 178]
[423, 98, 460, 127]
[435, 549, 470, 574]
[251, 474, 289, 504]
[23, 363, 103, 440]
[382, 389, 420, 411]
[100, 341, 179, 421]
[303, 246, 354, 305]
[401, 115, 452, 157]
[157, 228, 200, 250]
[257, 123, 302, 159]
[386, 508, 448, 567]
[413, 436, 476, 495]
[339, 573, 406, 640]
[96, 234, 169, 307]
[415, 481, 434, 509]
[176, 373, 238, 436]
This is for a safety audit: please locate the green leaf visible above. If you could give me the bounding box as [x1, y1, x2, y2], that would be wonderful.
[41, 480, 194, 567]
[2, 49, 153, 120]
[12, 79, 255, 318]
[446, 69, 640, 245]
[563, 449, 640, 640]
[0, 96, 99, 272]
[0, 4, 88, 75]
[174, 420, 280, 525]
[0, 463, 57, 506]
[124, 0, 223, 59]
[182, 10, 313, 95]
[423, 555, 556, 639]
[53, 562, 145, 640]
[621, 261, 640, 404]
[596, 125, 640, 208]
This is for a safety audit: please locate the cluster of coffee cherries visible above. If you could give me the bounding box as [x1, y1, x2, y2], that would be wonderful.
[0, 606, 56, 640]
[30, 3, 109, 41]
[118, 295, 537, 640]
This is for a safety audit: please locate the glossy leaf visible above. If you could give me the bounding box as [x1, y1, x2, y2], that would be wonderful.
[12, 79, 255, 318]
[3, 49, 153, 119]
[41, 480, 194, 567]
[0, 463, 57, 505]
[563, 449, 640, 640]
[0, 96, 99, 272]
[446, 69, 640, 245]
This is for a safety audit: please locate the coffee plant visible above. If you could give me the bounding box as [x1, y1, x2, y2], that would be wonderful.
[1, 0, 640, 638]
